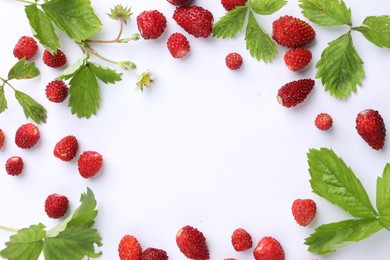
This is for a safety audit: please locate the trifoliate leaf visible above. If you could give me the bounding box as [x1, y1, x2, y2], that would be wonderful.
[0, 223, 46, 260]
[298, 0, 351, 26]
[89, 63, 122, 84]
[245, 11, 277, 62]
[353, 16, 390, 48]
[248, 0, 287, 15]
[0, 86, 7, 113]
[316, 32, 364, 98]
[377, 164, 390, 229]
[8, 58, 40, 80]
[305, 218, 383, 255]
[307, 148, 377, 219]
[68, 64, 100, 118]
[25, 4, 60, 53]
[212, 6, 248, 39]
[14, 90, 47, 124]
[41, 0, 102, 42]
[56, 52, 90, 81]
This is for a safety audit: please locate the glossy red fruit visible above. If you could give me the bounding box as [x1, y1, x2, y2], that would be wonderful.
[231, 228, 252, 251]
[43, 49, 67, 68]
[173, 5, 214, 38]
[15, 123, 40, 149]
[277, 79, 315, 108]
[315, 113, 333, 131]
[253, 236, 285, 260]
[5, 156, 24, 176]
[221, 0, 247, 11]
[176, 225, 209, 260]
[142, 247, 168, 260]
[78, 151, 103, 178]
[44, 193, 69, 219]
[225, 52, 243, 70]
[13, 36, 38, 60]
[137, 10, 167, 39]
[356, 109, 386, 150]
[54, 135, 78, 162]
[45, 80, 68, 103]
[118, 235, 142, 260]
[167, 32, 190, 58]
[284, 48, 312, 71]
[292, 199, 317, 226]
[167, 0, 192, 6]
[0, 129, 4, 149]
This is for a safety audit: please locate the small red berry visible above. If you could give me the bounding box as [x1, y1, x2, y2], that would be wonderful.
[54, 135, 78, 162]
[315, 113, 333, 131]
[225, 52, 243, 70]
[167, 0, 192, 6]
[231, 228, 252, 251]
[137, 10, 167, 40]
[356, 109, 386, 150]
[15, 123, 40, 149]
[142, 247, 168, 260]
[45, 80, 68, 103]
[13, 36, 38, 60]
[44, 193, 69, 219]
[0, 129, 4, 149]
[221, 0, 248, 11]
[78, 151, 103, 178]
[43, 49, 67, 68]
[253, 236, 285, 260]
[167, 32, 190, 59]
[173, 5, 214, 38]
[292, 199, 317, 226]
[5, 156, 24, 176]
[118, 235, 142, 260]
[176, 225, 209, 260]
[277, 79, 315, 108]
[284, 48, 312, 71]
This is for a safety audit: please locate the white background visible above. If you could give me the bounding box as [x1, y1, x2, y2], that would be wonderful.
[1, 0, 390, 259]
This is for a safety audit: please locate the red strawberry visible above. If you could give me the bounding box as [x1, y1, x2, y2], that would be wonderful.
[225, 52, 243, 70]
[167, 0, 192, 6]
[253, 236, 285, 260]
[54, 135, 78, 162]
[0, 129, 4, 149]
[291, 199, 317, 226]
[167, 32, 190, 58]
[272, 15, 316, 48]
[176, 225, 209, 260]
[118, 235, 142, 260]
[78, 151, 103, 178]
[43, 49, 67, 68]
[142, 247, 168, 260]
[45, 80, 68, 103]
[356, 109, 386, 150]
[173, 5, 214, 38]
[221, 0, 247, 11]
[15, 123, 40, 149]
[137, 10, 167, 40]
[231, 228, 252, 251]
[315, 113, 333, 131]
[277, 78, 315, 108]
[5, 156, 24, 176]
[283, 48, 312, 71]
[13, 36, 38, 60]
[44, 193, 69, 219]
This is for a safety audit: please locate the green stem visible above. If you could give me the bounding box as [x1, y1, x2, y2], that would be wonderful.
[86, 17, 124, 44]
[0, 225, 19, 232]
[16, 0, 39, 5]
[0, 77, 16, 91]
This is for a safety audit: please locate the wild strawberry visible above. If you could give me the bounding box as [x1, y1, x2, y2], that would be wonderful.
[176, 225, 209, 260]
[45, 80, 68, 103]
[283, 48, 312, 71]
[118, 235, 142, 260]
[43, 49, 67, 68]
[0, 129, 4, 149]
[78, 151, 103, 178]
[137, 10, 167, 40]
[315, 113, 333, 131]
[225, 52, 243, 70]
[231, 228, 252, 251]
[253, 236, 285, 260]
[272, 15, 315, 48]
[44, 193, 69, 219]
[221, 0, 247, 11]
[277, 78, 315, 108]
[142, 247, 168, 260]
[292, 199, 317, 226]
[173, 5, 214, 38]
[5, 156, 24, 176]
[54, 135, 78, 162]
[356, 109, 386, 150]
[13, 36, 38, 60]
[167, 32, 190, 58]
[167, 0, 192, 6]
[15, 123, 40, 149]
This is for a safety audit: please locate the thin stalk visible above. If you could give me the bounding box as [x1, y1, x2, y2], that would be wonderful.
[85, 18, 124, 44]
[0, 224, 19, 232]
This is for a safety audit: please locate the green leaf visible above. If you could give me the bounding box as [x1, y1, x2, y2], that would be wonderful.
[89, 63, 122, 84]
[68, 64, 100, 118]
[298, 0, 351, 26]
[25, 4, 60, 53]
[8, 58, 40, 80]
[0, 86, 7, 113]
[212, 6, 248, 39]
[248, 0, 287, 15]
[14, 90, 47, 124]
[245, 11, 277, 62]
[0, 223, 46, 260]
[305, 218, 383, 255]
[377, 164, 390, 229]
[56, 52, 89, 81]
[41, 0, 102, 42]
[307, 148, 377, 218]
[316, 32, 364, 98]
[353, 16, 390, 48]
